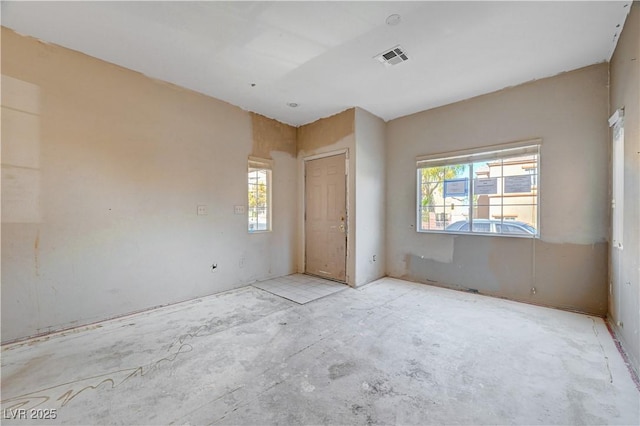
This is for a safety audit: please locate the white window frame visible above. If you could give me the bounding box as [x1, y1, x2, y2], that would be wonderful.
[609, 108, 624, 249]
[248, 156, 272, 233]
[416, 139, 541, 238]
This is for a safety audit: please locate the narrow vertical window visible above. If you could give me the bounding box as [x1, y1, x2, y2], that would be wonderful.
[610, 109, 624, 249]
[248, 157, 272, 232]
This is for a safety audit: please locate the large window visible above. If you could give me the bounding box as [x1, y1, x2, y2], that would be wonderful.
[416, 141, 540, 237]
[248, 157, 272, 232]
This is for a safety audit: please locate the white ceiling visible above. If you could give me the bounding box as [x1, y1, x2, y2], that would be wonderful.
[1, 1, 632, 126]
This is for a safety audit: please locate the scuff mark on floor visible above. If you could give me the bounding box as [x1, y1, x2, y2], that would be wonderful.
[592, 317, 614, 384]
[0, 343, 193, 412]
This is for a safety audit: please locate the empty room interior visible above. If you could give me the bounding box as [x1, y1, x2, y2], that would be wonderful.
[1, 1, 639, 425]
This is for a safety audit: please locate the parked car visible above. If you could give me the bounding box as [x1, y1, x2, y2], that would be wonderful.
[445, 219, 537, 235]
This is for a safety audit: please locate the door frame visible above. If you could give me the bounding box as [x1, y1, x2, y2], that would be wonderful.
[303, 149, 350, 284]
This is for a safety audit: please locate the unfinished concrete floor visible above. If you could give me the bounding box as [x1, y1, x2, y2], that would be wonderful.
[2, 276, 639, 425]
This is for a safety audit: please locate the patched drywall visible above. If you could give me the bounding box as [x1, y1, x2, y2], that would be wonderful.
[250, 112, 296, 158]
[386, 63, 610, 315]
[1, 28, 298, 343]
[297, 109, 355, 154]
[609, 2, 639, 374]
[404, 239, 608, 315]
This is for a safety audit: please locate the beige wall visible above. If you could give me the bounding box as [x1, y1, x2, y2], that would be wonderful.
[609, 2, 639, 374]
[354, 108, 386, 286]
[1, 28, 298, 342]
[386, 64, 610, 315]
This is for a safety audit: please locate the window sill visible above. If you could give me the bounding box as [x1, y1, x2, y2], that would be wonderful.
[417, 230, 539, 239]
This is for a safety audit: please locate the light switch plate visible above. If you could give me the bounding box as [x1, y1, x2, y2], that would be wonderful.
[197, 205, 208, 215]
[234, 205, 245, 215]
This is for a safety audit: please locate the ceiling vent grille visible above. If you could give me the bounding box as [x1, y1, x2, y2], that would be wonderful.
[374, 45, 409, 66]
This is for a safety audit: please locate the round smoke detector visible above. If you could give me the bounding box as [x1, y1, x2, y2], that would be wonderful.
[386, 14, 401, 26]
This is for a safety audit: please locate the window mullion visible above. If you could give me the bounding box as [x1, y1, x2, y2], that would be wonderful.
[469, 163, 474, 233]
[501, 158, 504, 231]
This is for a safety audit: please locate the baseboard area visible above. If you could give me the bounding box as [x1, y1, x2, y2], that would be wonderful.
[606, 317, 640, 391]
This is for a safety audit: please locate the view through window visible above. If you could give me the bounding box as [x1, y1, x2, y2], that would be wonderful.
[248, 157, 272, 232]
[417, 142, 540, 237]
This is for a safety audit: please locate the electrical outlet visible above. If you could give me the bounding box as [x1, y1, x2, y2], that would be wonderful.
[197, 205, 208, 215]
[234, 205, 245, 215]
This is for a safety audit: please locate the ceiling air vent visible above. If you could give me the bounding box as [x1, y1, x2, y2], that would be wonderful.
[374, 45, 409, 66]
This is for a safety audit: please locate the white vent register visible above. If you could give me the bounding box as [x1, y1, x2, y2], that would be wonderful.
[374, 45, 409, 66]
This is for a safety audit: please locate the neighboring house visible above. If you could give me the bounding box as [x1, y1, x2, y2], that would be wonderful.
[476, 155, 537, 227]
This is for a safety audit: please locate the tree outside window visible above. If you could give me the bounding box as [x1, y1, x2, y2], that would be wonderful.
[248, 165, 271, 232]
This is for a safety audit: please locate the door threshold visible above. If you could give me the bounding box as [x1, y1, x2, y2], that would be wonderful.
[304, 272, 347, 285]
